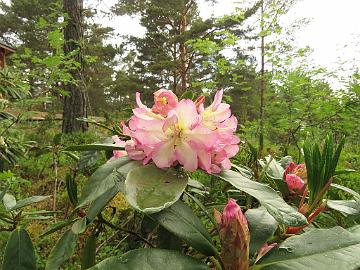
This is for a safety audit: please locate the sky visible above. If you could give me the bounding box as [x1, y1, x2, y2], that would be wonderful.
[90, 0, 360, 81]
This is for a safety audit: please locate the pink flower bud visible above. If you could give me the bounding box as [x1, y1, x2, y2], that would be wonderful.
[285, 174, 305, 193]
[214, 199, 250, 270]
[284, 162, 307, 194]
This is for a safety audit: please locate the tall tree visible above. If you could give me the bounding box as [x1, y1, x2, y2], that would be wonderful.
[62, 0, 88, 132]
[113, 0, 260, 106]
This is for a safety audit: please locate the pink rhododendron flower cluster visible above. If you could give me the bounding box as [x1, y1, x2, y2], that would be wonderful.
[284, 162, 307, 194]
[116, 89, 239, 173]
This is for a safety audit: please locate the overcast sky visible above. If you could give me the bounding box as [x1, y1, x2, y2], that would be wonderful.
[87, 0, 360, 87]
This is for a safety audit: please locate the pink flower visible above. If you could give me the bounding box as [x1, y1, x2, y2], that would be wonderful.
[199, 90, 231, 130]
[214, 199, 250, 270]
[151, 89, 178, 116]
[284, 162, 307, 194]
[120, 90, 239, 173]
[108, 135, 127, 162]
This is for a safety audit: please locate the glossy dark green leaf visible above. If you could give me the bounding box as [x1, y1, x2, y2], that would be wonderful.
[125, 164, 188, 213]
[78, 157, 140, 208]
[86, 186, 120, 223]
[218, 170, 307, 226]
[40, 220, 74, 238]
[45, 229, 78, 270]
[245, 207, 278, 254]
[66, 173, 78, 205]
[65, 144, 125, 152]
[81, 233, 97, 269]
[88, 249, 209, 270]
[254, 226, 360, 270]
[151, 200, 216, 256]
[2, 228, 36, 270]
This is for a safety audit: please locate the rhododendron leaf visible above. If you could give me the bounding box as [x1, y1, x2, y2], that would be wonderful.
[327, 200, 360, 215]
[88, 249, 209, 270]
[71, 217, 87, 234]
[46, 229, 78, 270]
[86, 186, 121, 223]
[78, 157, 141, 208]
[9, 195, 51, 211]
[217, 170, 307, 226]
[259, 155, 284, 179]
[245, 207, 278, 255]
[3, 228, 36, 270]
[151, 200, 216, 256]
[254, 226, 360, 269]
[65, 143, 125, 151]
[330, 183, 360, 200]
[124, 164, 188, 213]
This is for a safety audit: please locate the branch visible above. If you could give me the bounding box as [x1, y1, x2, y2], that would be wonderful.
[98, 214, 154, 248]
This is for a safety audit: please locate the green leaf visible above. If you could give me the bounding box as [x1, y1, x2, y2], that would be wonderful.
[78, 157, 140, 208]
[40, 220, 74, 238]
[0, 183, 9, 201]
[151, 200, 216, 256]
[66, 144, 125, 152]
[46, 229, 78, 270]
[334, 169, 356, 175]
[66, 173, 78, 205]
[88, 248, 209, 270]
[125, 164, 188, 213]
[72, 217, 87, 234]
[9, 195, 50, 211]
[86, 186, 121, 223]
[2, 228, 36, 270]
[259, 155, 284, 179]
[81, 233, 97, 269]
[2, 193, 16, 211]
[78, 150, 100, 170]
[330, 183, 360, 200]
[327, 200, 360, 215]
[245, 207, 278, 254]
[217, 170, 307, 226]
[254, 226, 360, 270]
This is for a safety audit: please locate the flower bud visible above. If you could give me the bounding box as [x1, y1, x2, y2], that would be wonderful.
[284, 162, 307, 194]
[214, 199, 250, 270]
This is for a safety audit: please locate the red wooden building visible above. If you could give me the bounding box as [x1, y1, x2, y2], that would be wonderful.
[0, 42, 16, 69]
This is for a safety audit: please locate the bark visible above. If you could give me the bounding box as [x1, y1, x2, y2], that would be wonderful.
[62, 0, 88, 133]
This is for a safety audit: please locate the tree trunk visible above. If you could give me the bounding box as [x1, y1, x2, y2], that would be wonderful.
[258, 0, 265, 157]
[62, 0, 88, 133]
[178, 12, 188, 94]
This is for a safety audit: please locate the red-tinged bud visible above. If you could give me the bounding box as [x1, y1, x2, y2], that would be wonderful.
[78, 209, 86, 218]
[214, 199, 250, 270]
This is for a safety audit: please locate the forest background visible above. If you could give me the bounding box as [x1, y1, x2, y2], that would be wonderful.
[0, 0, 359, 269]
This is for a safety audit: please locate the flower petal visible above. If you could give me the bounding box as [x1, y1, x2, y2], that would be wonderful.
[175, 140, 198, 172]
